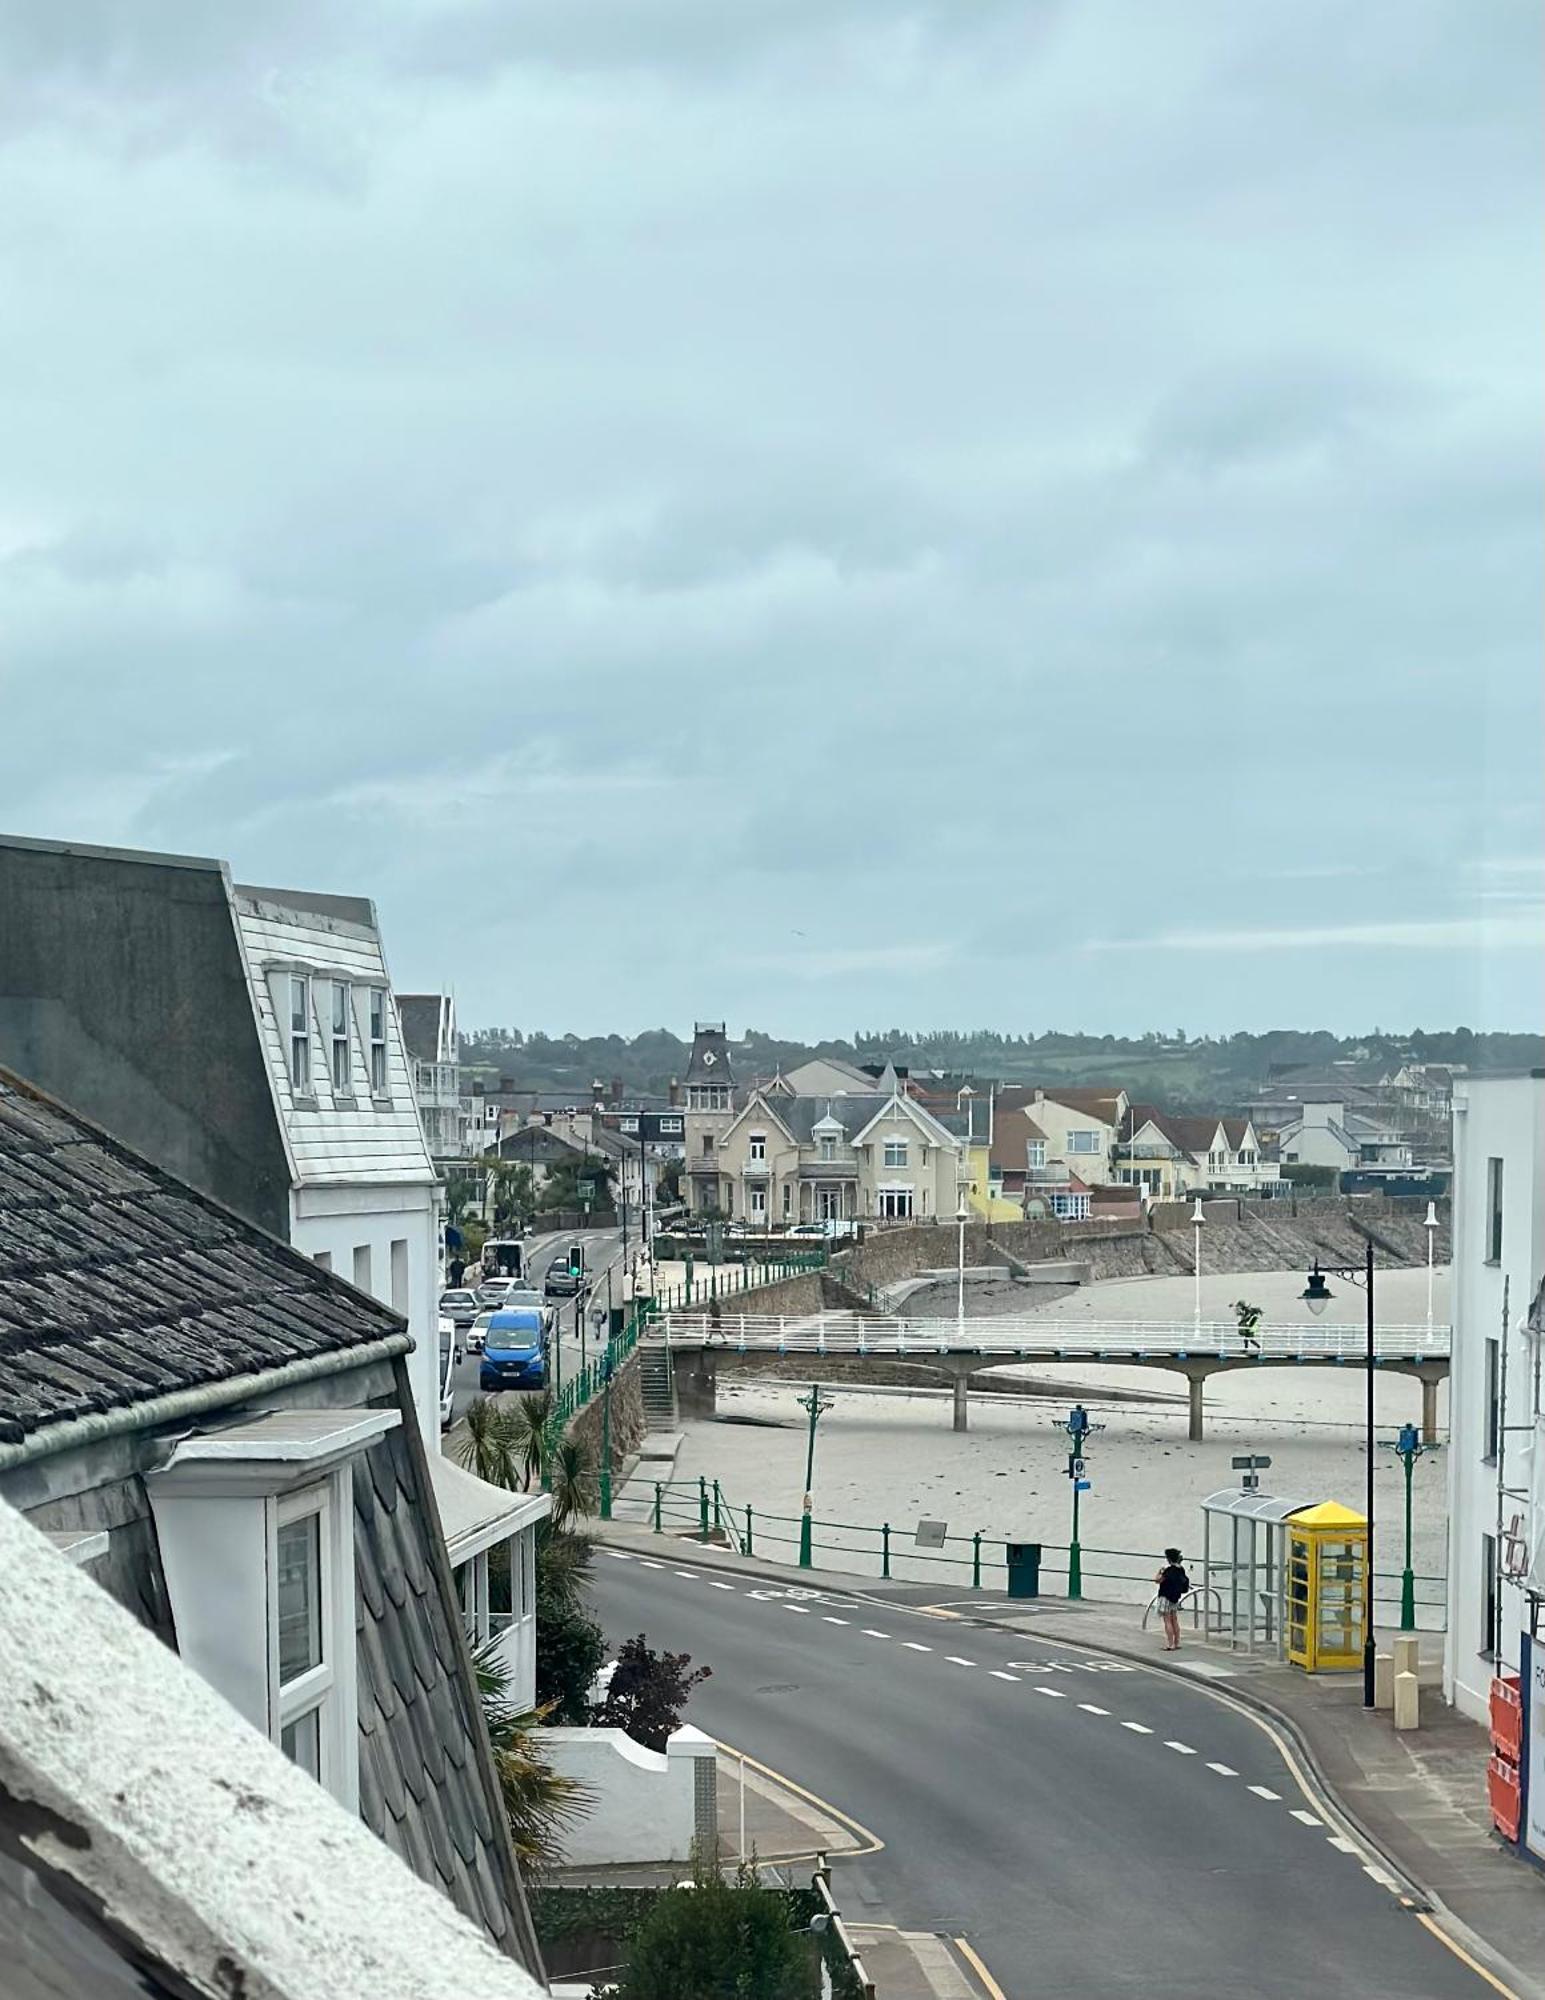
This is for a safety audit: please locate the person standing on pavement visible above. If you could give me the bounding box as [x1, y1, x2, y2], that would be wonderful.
[1155, 1547, 1189, 1652]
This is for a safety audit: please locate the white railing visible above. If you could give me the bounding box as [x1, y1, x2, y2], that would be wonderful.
[648, 1310, 1450, 1360]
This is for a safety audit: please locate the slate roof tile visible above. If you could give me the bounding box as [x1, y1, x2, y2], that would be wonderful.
[0, 1069, 405, 1444]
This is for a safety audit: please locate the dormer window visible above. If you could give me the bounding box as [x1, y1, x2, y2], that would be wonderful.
[289, 974, 312, 1092]
[330, 982, 351, 1092]
[819, 1135, 836, 1162]
[368, 988, 388, 1094]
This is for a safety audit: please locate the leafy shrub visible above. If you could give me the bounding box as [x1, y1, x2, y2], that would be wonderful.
[593, 1633, 710, 1752]
[610, 1876, 819, 2000]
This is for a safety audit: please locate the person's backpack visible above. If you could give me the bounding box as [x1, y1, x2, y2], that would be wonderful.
[1161, 1565, 1190, 1601]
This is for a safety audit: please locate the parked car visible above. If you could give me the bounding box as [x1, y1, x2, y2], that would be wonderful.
[478, 1309, 548, 1393]
[437, 1317, 461, 1430]
[439, 1288, 481, 1330]
[544, 1261, 585, 1300]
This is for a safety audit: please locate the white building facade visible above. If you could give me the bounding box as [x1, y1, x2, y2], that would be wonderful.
[232, 886, 443, 1442]
[1444, 1071, 1545, 1727]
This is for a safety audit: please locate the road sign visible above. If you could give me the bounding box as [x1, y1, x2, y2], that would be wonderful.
[1074, 1479, 1091, 1493]
[1069, 1457, 1087, 1480]
[915, 1518, 948, 1549]
[1231, 1454, 1273, 1471]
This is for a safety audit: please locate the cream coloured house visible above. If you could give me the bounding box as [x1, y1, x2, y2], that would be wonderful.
[710, 1087, 963, 1224]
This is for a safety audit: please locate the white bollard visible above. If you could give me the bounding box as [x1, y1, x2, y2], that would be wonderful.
[1393, 1669, 1420, 1732]
[1392, 1632, 1420, 1682]
[1373, 1653, 1394, 1711]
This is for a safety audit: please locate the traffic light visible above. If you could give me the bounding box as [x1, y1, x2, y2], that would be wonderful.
[567, 1243, 584, 1277]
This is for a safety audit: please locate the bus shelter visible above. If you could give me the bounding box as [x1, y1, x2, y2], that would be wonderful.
[1200, 1489, 1310, 1656]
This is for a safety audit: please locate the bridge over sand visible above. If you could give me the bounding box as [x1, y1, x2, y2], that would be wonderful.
[648, 1310, 1450, 1440]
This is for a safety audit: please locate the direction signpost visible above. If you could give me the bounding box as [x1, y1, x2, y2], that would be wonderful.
[1053, 1406, 1105, 1599]
[1232, 1453, 1273, 1493]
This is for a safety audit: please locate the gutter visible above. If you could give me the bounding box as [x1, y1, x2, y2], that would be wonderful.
[0, 1334, 414, 1473]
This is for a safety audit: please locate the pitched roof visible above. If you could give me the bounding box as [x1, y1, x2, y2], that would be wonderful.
[1034, 1087, 1126, 1122]
[685, 1022, 734, 1084]
[989, 1105, 1048, 1170]
[0, 1069, 405, 1449]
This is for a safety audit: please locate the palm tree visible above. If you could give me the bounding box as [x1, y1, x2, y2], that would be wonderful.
[455, 1396, 521, 1490]
[507, 1388, 556, 1492]
[549, 1437, 596, 1531]
[473, 1639, 593, 1871]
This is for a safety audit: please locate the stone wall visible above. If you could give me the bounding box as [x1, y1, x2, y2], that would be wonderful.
[566, 1348, 646, 1469]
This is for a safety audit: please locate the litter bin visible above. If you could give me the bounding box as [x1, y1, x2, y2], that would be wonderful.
[1006, 1542, 1042, 1599]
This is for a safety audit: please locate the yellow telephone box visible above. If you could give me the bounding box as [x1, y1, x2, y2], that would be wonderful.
[1285, 1501, 1368, 1672]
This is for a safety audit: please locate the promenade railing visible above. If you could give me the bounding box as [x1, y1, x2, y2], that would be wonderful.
[619, 1476, 1447, 1631]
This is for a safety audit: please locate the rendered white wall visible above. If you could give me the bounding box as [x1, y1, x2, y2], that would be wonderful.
[544, 1725, 715, 1864]
[1445, 1075, 1545, 1723]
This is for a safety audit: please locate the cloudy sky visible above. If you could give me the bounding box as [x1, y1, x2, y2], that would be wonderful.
[2, 1, 1538, 1039]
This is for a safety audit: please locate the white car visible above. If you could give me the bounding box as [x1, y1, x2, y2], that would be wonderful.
[437, 1316, 460, 1430]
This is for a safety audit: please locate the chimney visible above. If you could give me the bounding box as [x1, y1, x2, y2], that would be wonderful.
[668, 1077, 681, 1107]
[610, 1076, 623, 1107]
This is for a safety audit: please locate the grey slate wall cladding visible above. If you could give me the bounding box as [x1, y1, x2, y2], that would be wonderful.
[354, 1418, 530, 1955]
[0, 837, 292, 1239]
[0, 1072, 401, 1444]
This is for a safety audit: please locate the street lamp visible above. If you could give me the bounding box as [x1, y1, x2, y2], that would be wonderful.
[1383, 1420, 1440, 1630]
[1052, 1402, 1102, 1600]
[956, 1192, 970, 1340]
[1191, 1198, 1205, 1337]
[1300, 1242, 1377, 1705]
[1423, 1200, 1439, 1335]
[796, 1382, 836, 1569]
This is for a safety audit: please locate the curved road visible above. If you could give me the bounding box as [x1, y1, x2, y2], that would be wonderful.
[592, 1552, 1501, 2000]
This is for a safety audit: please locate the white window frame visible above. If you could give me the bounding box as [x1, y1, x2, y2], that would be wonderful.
[270, 1482, 345, 1794]
[289, 973, 312, 1094]
[1027, 1141, 1046, 1169]
[1050, 1191, 1091, 1220]
[330, 980, 351, 1092]
[1067, 1129, 1101, 1156]
[368, 988, 388, 1095]
[748, 1184, 767, 1218]
[457, 1548, 492, 1646]
[877, 1187, 914, 1219]
[818, 1135, 837, 1162]
[882, 1139, 908, 1170]
[748, 1133, 766, 1162]
[782, 1182, 792, 1218]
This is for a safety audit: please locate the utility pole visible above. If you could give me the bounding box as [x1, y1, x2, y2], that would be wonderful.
[1385, 1420, 1439, 1631]
[1054, 1403, 1102, 1599]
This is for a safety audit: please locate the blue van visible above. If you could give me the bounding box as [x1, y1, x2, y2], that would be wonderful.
[478, 1308, 547, 1392]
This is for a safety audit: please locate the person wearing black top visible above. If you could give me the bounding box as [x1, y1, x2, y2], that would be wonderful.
[1155, 1546, 1190, 1652]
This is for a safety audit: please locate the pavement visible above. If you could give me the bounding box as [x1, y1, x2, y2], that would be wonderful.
[585, 1492, 1544, 2000]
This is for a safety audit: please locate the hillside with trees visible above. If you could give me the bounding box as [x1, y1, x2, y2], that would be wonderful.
[459, 1025, 1542, 1113]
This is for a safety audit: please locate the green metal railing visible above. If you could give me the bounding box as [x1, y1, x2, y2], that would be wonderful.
[648, 1248, 829, 1313]
[621, 1478, 1448, 1629]
[545, 1302, 650, 1441]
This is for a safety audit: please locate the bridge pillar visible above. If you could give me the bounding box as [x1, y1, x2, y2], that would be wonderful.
[674, 1350, 718, 1420]
[952, 1370, 969, 1433]
[1420, 1370, 1442, 1446]
[1180, 1363, 1221, 1442]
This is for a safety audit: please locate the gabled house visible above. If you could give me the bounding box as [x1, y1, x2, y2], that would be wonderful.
[0, 835, 443, 1440]
[1274, 1100, 1414, 1173]
[682, 1022, 738, 1215]
[1117, 1107, 1280, 1198]
[998, 1087, 1129, 1188]
[0, 1067, 544, 1975]
[711, 1086, 963, 1223]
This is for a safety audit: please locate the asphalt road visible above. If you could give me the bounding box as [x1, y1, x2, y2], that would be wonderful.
[591, 1554, 1496, 2000]
[448, 1227, 628, 1407]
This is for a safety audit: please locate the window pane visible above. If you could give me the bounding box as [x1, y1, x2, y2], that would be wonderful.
[276, 1513, 322, 1684]
[281, 1705, 321, 1779]
[332, 981, 348, 1034]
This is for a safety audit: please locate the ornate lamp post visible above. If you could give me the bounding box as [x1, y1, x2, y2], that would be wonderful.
[1302, 1242, 1377, 1706]
[1384, 1421, 1440, 1630]
[797, 1382, 836, 1568]
[1191, 1198, 1205, 1338]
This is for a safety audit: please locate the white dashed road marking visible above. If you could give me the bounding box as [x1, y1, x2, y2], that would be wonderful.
[1290, 1809, 1322, 1827]
[1164, 1741, 1195, 1755]
[707, 1581, 735, 1591]
[1364, 1865, 1397, 1889]
[1034, 1687, 1067, 1698]
[862, 1630, 890, 1640]
[1206, 1763, 1237, 1777]
[990, 1671, 1021, 1683]
[823, 1616, 850, 1626]
[1078, 1703, 1109, 1715]
[606, 1551, 632, 1560]
[945, 1657, 976, 1668]
[639, 1559, 663, 1569]
[902, 1642, 932, 1653]
[1120, 1721, 1153, 1735]
[1248, 1785, 1282, 1801]
[1328, 1836, 1359, 1854]
[674, 1570, 699, 1579]
[784, 1605, 811, 1615]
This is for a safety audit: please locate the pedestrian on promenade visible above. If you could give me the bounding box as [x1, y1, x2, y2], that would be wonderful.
[1233, 1298, 1263, 1354]
[1155, 1547, 1190, 1652]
